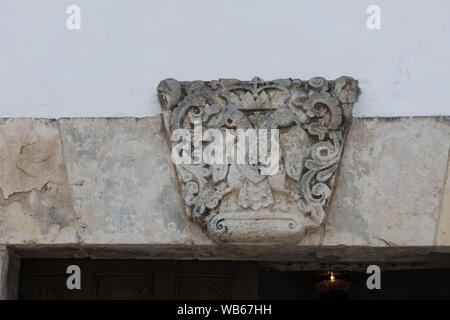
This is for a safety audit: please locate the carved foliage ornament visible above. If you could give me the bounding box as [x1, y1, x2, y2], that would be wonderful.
[158, 77, 360, 244]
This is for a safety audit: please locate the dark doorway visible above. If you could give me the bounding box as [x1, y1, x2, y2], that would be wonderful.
[18, 259, 450, 300]
[18, 259, 257, 300]
[258, 269, 450, 300]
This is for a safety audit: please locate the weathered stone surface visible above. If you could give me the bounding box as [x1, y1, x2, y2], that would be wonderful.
[59, 118, 191, 244]
[0, 119, 77, 244]
[323, 117, 450, 247]
[0, 119, 63, 198]
[0, 116, 448, 263]
[437, 157, 450, 246]
[158, 77, 360, 244]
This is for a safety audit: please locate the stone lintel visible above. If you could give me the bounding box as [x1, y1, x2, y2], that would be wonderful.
[0, 116, 448, 263]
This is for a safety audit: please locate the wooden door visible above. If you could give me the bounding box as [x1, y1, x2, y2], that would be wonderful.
[18, 259, 257, 300]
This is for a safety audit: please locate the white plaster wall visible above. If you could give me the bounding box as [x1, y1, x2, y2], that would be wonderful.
[1, 0, 449, 118]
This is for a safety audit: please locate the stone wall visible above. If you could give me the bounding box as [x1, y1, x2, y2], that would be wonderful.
[0, 117, 449, 263]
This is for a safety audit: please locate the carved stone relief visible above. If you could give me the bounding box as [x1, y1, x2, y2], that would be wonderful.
[158, 77, 360, 244]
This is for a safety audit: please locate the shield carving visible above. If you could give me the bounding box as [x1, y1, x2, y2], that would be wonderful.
[158, 77, 360, 244]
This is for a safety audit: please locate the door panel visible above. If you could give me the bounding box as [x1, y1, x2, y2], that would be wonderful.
[18, 259, 257, 300]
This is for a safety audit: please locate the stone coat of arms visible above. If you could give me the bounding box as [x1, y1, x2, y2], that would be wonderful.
[158, 77, 360, 244]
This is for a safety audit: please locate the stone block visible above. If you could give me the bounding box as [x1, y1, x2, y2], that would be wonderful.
[436, 157, 450, 246]
[0, 119, 77, 244]
[323, 117, 450, 247]
[59, 117, 191, 245]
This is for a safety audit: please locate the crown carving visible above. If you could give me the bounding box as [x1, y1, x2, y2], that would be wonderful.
[221, 76, 289, 111]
